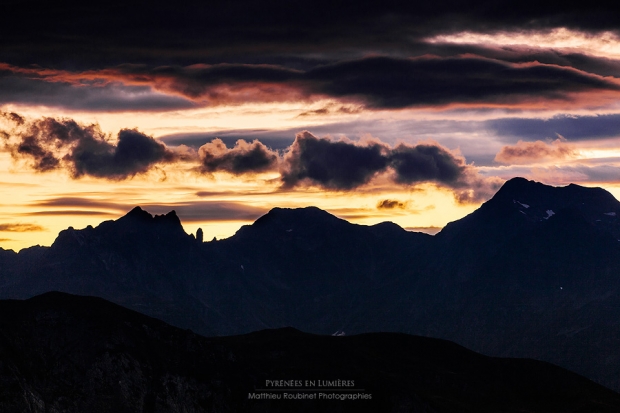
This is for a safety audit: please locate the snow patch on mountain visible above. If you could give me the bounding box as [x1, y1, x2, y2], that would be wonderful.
[513, 200, 530, 208]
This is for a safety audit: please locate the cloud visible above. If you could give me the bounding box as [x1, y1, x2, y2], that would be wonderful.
[6, 56, 619, 111]
[0, 63, 304, 108]
[30, 197, 125, 210]
[2, 113, 502, 202]
[306, 56, 620, 109]
[69, 128, 176, 179]
[389, 143, 465, 185]
[281, 131, 502, 202]
[198, 138, 279, 175]
[377, 199, 408, 210]
[1, 114, 178, 179]
[139, 57, 620, 109]
[4, 0, 620, 72]
[281, 131, 390, 190]
[495, 138, 577, 164]
[0, 223, 45, 232]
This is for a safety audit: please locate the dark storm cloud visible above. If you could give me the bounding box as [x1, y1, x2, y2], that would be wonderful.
[198, 138, 279, 175]
[6, 53, 619, 111]
[0, 223, 45, 232]
[281, 131, 390, 190]
[305, 56, 620, 108]
[1, 115, 178, 179]
[109, 63, 302, 100]
[487, 114, 620, 141]
[2, 0, 620, 69]
[281, 131, 468, 189]
[389, 143, 465, 185]
[69, 128, 176, 179]
[68, 56, 620, 110]
[281, 131, 502, 202]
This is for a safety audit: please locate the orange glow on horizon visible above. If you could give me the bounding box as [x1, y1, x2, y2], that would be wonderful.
[0, 148, 480, 252]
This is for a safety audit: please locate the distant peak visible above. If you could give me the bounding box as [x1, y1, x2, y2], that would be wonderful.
[259, 206, 334, 221]
[505, 177, 530, 185]
[236, 206, 345, 237]
[124, 206, 153, 220]
[119, 207, 183, 230]
[497, 177, 540, 192]
[268, 206, 325, 215]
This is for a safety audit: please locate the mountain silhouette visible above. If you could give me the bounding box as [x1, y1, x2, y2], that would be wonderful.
[1, 177, 619, 391]
[2, 292, 619, 413]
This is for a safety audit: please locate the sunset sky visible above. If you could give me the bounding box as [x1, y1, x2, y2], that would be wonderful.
[2, 1, 620, 250]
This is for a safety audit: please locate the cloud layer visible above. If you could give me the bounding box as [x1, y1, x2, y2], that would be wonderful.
[495, 139, 577, 164]
[4, 56, 619, 111]
[3, 0, 620, 68]
[0, 223, 45, 232]
[1, 113, 502, 202]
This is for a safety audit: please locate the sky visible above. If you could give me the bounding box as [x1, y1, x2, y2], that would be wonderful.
[2, 0, 620, 250]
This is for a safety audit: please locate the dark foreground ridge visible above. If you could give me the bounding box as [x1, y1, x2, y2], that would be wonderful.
[1, 292, 619, 413]
[1, 177, 620, 392]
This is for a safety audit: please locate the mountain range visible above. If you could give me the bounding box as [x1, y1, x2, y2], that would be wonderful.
[2, 291, 620, 412]
[1, 177, 619, 392]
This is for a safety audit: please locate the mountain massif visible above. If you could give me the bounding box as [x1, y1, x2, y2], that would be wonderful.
[1, 177, 619, 392]
[2, 292, 620, 413]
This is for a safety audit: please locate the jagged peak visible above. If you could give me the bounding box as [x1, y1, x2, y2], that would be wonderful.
[123, 206, 153, 221]
[154, 210, 181, 226]
[119, 207, 182, 227]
